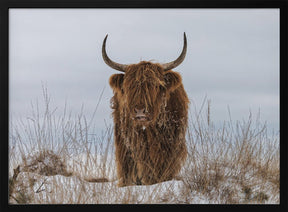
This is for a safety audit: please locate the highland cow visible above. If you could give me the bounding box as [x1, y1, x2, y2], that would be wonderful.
[102, 33, 189, 186]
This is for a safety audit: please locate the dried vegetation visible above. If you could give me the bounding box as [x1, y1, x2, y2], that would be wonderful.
[9, 88, 279, 204]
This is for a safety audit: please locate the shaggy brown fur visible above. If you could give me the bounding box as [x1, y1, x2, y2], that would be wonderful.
[109, 61, 189, 186]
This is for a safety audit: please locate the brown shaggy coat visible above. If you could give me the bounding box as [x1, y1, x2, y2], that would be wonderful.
[109, 61, 189, 186]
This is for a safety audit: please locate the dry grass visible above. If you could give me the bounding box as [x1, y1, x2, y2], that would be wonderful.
[8, 87, 279, 204]
[180, 98, 279, 204]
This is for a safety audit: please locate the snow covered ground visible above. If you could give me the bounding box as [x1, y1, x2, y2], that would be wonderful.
[9, 150, 279, 204]
[9, 152, 188, 204]
[13, 172, 187, 204]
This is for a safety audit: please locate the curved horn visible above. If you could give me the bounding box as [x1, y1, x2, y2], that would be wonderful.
[102, 34, 128, 72]
[162, 32, 187, 71]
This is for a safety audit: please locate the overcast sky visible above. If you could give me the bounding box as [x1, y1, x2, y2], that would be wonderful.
[9, 9, 279, 135]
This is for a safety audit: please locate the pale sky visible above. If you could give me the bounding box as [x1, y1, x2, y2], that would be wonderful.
[9, 9, 279, 135]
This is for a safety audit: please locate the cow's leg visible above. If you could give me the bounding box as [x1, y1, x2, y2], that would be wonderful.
[115, 139, 136, 187]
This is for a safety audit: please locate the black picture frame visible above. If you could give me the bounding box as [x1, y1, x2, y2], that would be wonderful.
[1, 0, 287, 211]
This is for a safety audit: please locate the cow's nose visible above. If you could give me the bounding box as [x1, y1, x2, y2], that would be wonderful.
[134, 108, 146, 115]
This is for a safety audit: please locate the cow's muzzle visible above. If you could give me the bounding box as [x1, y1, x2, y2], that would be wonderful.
[133, 108, 150, 122]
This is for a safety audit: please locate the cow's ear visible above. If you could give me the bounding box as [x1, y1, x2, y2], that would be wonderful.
[109, 74, 124, 91]
[164, 71, 182, 91]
